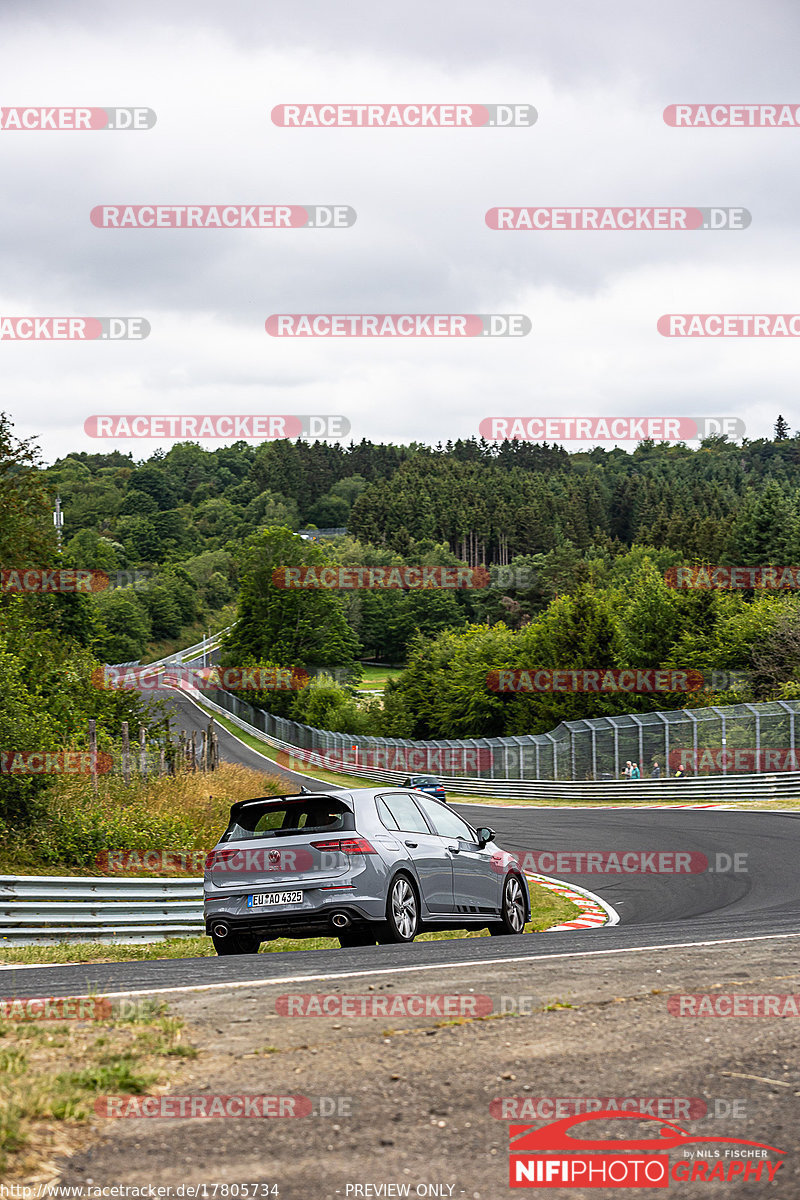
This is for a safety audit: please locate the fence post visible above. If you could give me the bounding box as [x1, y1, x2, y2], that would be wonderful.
[121, 721, 130, 786]
[200, 729, 207, 772]
[190, 731, 197, 772]
[88, 719, 98, 794]
[139, 726, 147, 778]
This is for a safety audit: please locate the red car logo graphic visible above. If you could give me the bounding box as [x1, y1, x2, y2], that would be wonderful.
[510, 1110, 784, 1154]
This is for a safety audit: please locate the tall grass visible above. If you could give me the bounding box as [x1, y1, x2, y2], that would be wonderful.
[0, 764, 285, 873]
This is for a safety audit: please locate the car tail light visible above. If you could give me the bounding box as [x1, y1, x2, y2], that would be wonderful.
[205, 848, 231, 871]
[310, 837, 377, 854]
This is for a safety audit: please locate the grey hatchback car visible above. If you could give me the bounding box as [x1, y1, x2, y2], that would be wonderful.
[204, 788, 530, 954]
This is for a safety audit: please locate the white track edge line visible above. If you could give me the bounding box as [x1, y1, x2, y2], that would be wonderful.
[3, 931, 800, 996]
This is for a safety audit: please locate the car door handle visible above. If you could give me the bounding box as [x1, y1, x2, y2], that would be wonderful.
[447, 844, 460, 854]
[404, 840, 418, 848]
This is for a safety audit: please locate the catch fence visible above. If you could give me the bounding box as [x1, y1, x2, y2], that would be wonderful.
[202, 689, 800, 783]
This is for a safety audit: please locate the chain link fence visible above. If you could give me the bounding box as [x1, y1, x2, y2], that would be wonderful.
[202, 689, 800, 782]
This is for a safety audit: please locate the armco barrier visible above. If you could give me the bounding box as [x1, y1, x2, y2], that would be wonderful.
[0, 876, 204, 946]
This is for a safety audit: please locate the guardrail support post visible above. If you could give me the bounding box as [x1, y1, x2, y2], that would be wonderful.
[121, 721, 130, 786]
[88, 719, 98, 794]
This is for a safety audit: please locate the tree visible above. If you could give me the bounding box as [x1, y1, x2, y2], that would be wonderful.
[615, 559, 680, 667]
[223, 527, 361, 675]
[775, 415, 790, 441]
[92, 590, 152, 662]
[0, 413, 55, 564]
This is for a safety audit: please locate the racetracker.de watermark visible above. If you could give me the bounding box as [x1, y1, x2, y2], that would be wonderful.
[272, 565, 490, 589]
[0, 751, 113, 776]
[669, 993, 800, 1016]
[479, 417, 745, 441]
[84, 415, 350, 440]
[95, 1095, 312, 1118]
[665, 565, 800, 589]
[0, 996, 168, 1020]
[275, 993, 493, 1018]
[492, 850, 744, 874]
[1, 568, 151, 593]
[265, 314, 530, 336]
[486, 668, 705, 694]
[91, 205, 355, 228]
[92, 665, 310, 692]
[486, 206, 750, 230]
[0, 107, 156, 130]
[0, 317, 149, 340]
[491, 1096, 745, 1120]
[99, 848, 319, 874]
[2, 568, 106, 593]
[664, 104, 800, 127]
[669, 748, 800, 773]
[276, 746, 494, 773]
[659, 314, 800, 336]
[271, 103, 537, 126]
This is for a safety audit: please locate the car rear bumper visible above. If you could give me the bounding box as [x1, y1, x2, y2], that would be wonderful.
[204, 890, 386, 939]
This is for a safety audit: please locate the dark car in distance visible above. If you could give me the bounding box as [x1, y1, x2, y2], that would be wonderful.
[402, 774, 447, 802]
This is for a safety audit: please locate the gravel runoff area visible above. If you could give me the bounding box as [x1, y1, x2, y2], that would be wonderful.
[52, 935, 800, 1199]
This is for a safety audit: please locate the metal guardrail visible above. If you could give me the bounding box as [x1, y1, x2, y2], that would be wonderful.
[0, 876, 204, 946]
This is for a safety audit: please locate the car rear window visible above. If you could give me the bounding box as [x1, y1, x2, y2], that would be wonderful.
[222, 797, 355, 841]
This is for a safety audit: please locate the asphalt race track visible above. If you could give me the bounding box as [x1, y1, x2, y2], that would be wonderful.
[161, 691, 335, 792]
[3, 689, 799, 1001]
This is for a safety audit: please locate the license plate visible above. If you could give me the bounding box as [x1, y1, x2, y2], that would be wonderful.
[247, 890, 303, 908]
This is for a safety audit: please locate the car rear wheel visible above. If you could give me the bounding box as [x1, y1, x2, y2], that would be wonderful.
[380, 873, 419, 943]
[337, 928, 378, 948]
[211, 931, 261, 955]
[489, 873, 527, 936]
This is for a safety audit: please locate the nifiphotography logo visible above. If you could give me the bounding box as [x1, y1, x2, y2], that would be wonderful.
[508, 1111, 785, 1188]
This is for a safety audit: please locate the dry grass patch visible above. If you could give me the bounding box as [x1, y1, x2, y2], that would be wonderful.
[0, 998, 196, 1183]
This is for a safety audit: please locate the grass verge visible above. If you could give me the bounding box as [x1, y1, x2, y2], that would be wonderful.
[0, 763, 285, 876]
[0, 998, 195, 1181]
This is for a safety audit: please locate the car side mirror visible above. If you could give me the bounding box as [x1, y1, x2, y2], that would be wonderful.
[476, 827, 495, 848]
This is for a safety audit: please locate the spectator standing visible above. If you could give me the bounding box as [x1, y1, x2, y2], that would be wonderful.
[651, 760, 661, 779]
[630, 762, 641, 780]
[624, 760, 632, 780]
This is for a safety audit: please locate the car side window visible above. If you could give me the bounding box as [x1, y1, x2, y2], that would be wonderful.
[416, 797, 477, 842]
[379, 793, 430, 834]
[376, 797, 400, 830]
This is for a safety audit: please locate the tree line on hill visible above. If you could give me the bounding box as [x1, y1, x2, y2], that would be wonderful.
[4, 410, 800, 820]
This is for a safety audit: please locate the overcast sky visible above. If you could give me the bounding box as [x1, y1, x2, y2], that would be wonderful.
[2, 0, 799, 464]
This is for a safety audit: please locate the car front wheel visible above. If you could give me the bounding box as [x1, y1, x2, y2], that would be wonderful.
[489, 873, 527, 936]
[380, 874, 419, 943]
